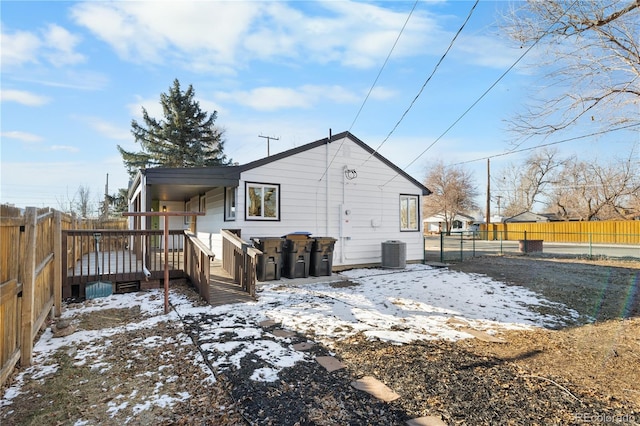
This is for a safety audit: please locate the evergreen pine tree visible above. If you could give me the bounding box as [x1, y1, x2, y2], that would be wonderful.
[118, 79, 231, 177]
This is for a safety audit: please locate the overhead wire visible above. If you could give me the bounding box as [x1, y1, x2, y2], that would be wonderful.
[362, 0, 480, 167]
[380, 0, 583, 188]
[449, 123, 640, 166]
[318, 0, 419, 181]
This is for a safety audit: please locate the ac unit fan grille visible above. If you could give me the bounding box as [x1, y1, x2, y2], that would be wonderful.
[381, 240, 406, 269]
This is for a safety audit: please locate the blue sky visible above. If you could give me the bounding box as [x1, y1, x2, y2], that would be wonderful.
[1, 1, 636, 212]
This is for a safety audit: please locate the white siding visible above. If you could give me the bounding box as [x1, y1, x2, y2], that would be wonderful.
[195, 187, 227, 255]
[235, 136, 424, 267]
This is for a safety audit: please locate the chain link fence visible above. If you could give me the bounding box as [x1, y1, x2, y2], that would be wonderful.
[424, 230, 640, 263]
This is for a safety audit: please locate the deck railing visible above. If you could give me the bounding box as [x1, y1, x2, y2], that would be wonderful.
[61, 229, 187, 298]
[221, 229, 261, 297]
[184, 231, 215, 304]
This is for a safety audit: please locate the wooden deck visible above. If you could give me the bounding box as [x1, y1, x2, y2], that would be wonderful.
[68, 250, 254, 306]
[209, 260, 255, 306]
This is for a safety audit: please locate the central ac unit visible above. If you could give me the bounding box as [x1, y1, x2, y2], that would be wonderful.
[381, 240, 406, 269]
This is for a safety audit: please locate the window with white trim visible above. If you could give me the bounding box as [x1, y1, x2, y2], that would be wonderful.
[246, 182, 280, 220]
[400, 194, 419, 231]
[225, 187, 237, 221]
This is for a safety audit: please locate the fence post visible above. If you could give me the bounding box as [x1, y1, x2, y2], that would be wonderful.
[589, 233, 592, 258]
[459, 232, 463, 262]
[54, 211, 62, 317]
[440, 232, 444, 264]
[20, 207, 37, 367]
[524, 230, 528, 253]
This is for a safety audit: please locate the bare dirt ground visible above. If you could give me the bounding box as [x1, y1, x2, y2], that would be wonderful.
[2, 255, 639, 425]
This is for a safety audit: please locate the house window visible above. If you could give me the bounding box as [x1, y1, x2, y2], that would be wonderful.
[246, 182, 280, 221]
[400, 194, 419, 231]
[225, 187, 237, 221]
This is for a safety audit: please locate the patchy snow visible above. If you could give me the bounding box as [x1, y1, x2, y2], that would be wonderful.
[1, 264, 578, 419]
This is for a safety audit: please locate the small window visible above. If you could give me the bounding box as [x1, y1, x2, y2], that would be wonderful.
[400, 194, 419, 231]
[246, 182, 280, 221]
[225, 187, 237, 221]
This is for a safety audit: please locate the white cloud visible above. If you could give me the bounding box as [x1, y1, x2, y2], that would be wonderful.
[367, 86, 397, 101]
[0, 131, 44, 143]
[69, 1, 440, 73]
[42, 24, 86, 66]
[49, 145, 80, 153]
[1, 24, 84, 69]
[81, 117, 131, 141]
[71, 1, 260, 67]
[0, 89, 50, 106]
[455, 34, 523, 69]
[0, 27, 41, 67]
[216, 85, 360, 111]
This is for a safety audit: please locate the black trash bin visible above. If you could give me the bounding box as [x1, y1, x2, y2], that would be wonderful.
[282, 233, 314, 278]
[310, 237, 337, 276]
[250, 237, 285, 281]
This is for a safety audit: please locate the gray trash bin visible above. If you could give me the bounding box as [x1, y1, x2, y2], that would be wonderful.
[310, 237, 337, 276]
[282, 233, 313, 278]
[251, 237, 285, 281]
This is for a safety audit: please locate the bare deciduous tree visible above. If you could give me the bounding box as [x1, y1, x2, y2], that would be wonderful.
[550, 153, 640, 220]
[54, 185, 97, 217]
[75, 185, 94, 218]
[495, 148, 568, 216]
[423, 161, 479, 234]
[502, 0, 640, 141]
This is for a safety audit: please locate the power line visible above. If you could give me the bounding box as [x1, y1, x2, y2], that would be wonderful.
[380, 0, 583, 188]
[362, 0, 479, 166]
[319, 0, 419, 181]
[450, 123, 640, 166]
[347, 0, 420, 133]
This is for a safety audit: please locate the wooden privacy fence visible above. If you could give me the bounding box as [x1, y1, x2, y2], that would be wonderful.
[0, 206, 128, 387]
[221, 229, 260, 297]
[482, 221, 640, 244]
[0, 207, 64, 387]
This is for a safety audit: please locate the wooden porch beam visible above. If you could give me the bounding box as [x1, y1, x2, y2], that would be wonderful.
[123, 211, 203, 314]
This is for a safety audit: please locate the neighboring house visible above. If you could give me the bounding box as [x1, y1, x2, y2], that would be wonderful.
[127, 131, 431, 269]
[423, 213, 477, 234]
[504, 211, 561, 223]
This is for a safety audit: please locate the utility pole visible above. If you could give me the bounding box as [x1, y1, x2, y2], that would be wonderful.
[486, 158, 491, 226]
[259, 134, 279, 156]
[102, 173, 109, 220]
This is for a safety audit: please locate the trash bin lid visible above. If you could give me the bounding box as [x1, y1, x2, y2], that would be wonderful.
[282, 232, 312, 240]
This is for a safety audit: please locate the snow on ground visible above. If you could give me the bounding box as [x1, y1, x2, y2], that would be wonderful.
[1, 264, 578, 420]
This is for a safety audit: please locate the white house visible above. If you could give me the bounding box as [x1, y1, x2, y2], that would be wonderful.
[423, 213, 478, 234]
[127, 131, 431, 269]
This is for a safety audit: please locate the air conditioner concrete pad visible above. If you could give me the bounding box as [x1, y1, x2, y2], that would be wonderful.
[350, 376, 400, 402]
[316, 356, 346, 372]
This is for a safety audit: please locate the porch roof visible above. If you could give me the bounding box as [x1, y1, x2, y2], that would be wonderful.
[141, 166, 241, 201]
